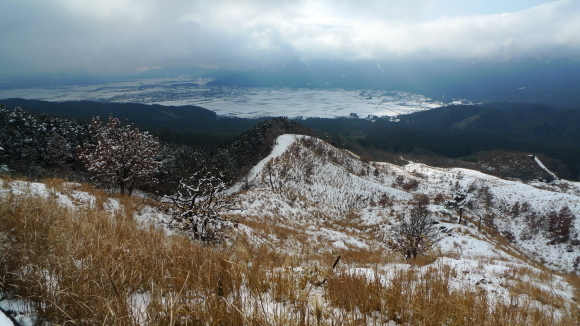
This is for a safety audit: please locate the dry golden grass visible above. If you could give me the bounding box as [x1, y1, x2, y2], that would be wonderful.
[564, 274, 580, 305]
[1, 187, 250, 325]
[327, 265, 576, 326]
[1, 178, 579, 325]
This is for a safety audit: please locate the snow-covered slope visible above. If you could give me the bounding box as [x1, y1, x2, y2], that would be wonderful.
[221, 134, 580, 320]
[230, 135, 580, 273]
[399, 162, 580, 272]
[2, 134, 579, 324]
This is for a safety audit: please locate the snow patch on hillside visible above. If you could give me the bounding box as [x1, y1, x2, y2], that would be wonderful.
[2, 134, 579, 323]
[534, 156, 558, 180]
[231, 135, 580, 274]
[248, 134, 299, 182]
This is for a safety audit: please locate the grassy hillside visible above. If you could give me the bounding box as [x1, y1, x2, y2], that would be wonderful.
[1, 177, 579, 325]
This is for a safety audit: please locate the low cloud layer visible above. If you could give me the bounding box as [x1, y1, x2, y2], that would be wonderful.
[1, 0, 578, 75]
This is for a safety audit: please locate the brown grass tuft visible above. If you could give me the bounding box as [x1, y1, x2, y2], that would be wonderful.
[1, 178, 579, 325]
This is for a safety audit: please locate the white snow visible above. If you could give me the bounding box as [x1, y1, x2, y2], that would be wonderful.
[129, 291, 151, 325]
[0, 79, 443, 119]
[0, 311, 14, 326]
[2, 133, 580, 324]
[0, 299, 34, 326]
[249, 134, 298, 180]
[534, 156, 558, 180]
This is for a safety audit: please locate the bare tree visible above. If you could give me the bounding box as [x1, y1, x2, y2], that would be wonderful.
[79, 116, 160, 194]
[389, 195, 439, 260]
[163, 170, 240, 243]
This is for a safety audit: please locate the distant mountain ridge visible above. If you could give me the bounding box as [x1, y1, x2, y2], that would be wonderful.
[207, 58, 580, 110]
[0, 98, 262, 135]
[397, 103, 580, 145]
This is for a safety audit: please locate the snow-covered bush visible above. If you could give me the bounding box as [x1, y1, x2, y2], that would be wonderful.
[0, 103, 87, 172]
[547, 206, 575, 244]
[163, 170, 240, 243]
[78, 116, 160, 194]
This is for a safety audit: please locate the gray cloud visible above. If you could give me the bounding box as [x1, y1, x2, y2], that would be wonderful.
[0, 0, 578, 75]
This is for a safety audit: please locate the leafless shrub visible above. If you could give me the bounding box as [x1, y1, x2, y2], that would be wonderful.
[387, 195, 439, 260]
[501, 229, 516, 243]
[478, 185, 494, 207]
[163, 170, 240, 243]
[433, 193, 446, 205]
[547, 206, 575, 244]
[483, 213, 498, 232]
[378, 193, 394, 208]
[402, 179, 420, 191]
[392, 175, 420, 191]
[510, 201, 521, 218]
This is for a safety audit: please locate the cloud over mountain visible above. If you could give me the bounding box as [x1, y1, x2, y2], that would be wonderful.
[0, 0, 578, 75]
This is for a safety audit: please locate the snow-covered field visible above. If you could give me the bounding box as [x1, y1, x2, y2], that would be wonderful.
[0, 77, 442, 118]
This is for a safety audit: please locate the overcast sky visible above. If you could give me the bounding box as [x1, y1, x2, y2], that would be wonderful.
[1, 0, 579, 76]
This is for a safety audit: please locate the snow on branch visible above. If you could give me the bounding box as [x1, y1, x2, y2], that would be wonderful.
[78, 116, 161, 195]
[162, 170, 241, 244]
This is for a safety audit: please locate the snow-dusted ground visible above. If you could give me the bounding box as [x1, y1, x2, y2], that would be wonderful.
[0, 311, 14, 326]
[0, 78, 442, 118]
[227, 134, 579, 305]
[2, 134, 579, 323]
[231, 135, 580, 271]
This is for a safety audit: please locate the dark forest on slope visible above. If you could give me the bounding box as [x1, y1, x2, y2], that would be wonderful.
[2, 99, 580, 188]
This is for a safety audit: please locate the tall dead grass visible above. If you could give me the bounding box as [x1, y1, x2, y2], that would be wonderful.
[0, 189, 247, 324]
[0, 179, 579, 325]
[327, 264, 576, 326]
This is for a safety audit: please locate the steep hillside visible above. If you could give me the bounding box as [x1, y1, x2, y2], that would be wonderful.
[230, 134, 580, 273]
[1, 135, 580, 324]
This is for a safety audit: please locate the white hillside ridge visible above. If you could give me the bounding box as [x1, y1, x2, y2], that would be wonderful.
[402, 162, 580, 214]
[229, 134, 299, 193]
[231, 134, 580, 273]
[247, 134, 299, 181]
[534, 155, 558, 180]
[2, 138, 579, 322]
[390, 162, 580, 227]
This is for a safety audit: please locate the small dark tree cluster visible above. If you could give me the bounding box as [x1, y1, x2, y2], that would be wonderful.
[163, 170, 240, 243]
[547, 206, 575, 244]
[78, 116, 161, 195]
[482, 213, 498, 232]
[444, 193, 467, 224]
[0, 103, 87, 174]
[153, 142, 213, 194]
[388, 195, 439, 260]
[224, 117, 315, 183]
[392, 175, 420, 191]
